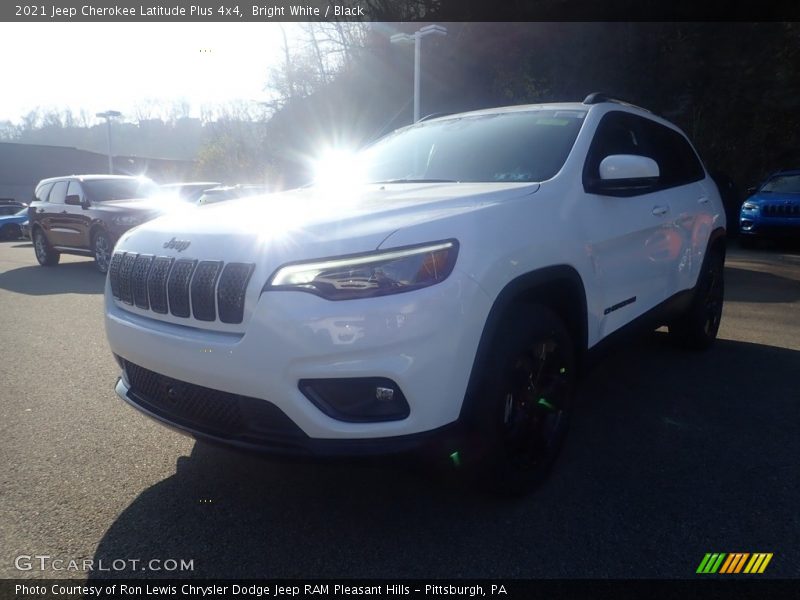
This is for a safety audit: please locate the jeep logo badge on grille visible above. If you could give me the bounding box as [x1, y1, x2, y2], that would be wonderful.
[163, 237, 191, 252]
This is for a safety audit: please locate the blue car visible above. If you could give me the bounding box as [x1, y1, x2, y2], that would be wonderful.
[740, 170, 800, 247]
[0, 208, 28, 240]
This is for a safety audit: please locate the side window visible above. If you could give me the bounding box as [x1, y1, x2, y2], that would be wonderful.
[583, 111, 646, 183]
[34, 182, 54, 203]
[48, 181, 68, 204]
[67, 180, 83, 201]
[637, 118, 705, 188]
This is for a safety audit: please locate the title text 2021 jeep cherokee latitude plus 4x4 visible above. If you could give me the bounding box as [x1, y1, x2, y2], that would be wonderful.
[104, 95, 726, 493]
[30, 175, 161, 273]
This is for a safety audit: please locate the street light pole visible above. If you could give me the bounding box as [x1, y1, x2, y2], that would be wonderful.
[391, 25, 447, 123]
[95, 110, 122, 174]
[414, 33, 421, 123]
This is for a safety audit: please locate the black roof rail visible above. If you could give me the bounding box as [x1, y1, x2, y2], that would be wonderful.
[582, 93, 651, 113]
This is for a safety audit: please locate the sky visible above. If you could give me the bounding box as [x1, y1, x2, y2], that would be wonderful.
[0, 23, 303, 124]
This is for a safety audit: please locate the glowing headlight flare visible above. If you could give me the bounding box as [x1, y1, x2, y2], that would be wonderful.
[266, 240, 458, 300]
[312, 149, 368, 190]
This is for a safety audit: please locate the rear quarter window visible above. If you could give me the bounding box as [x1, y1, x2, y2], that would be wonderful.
[34, 181, 55, 203]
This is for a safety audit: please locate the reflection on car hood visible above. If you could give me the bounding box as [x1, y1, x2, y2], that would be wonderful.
[115, 181, 540, 267]
[750, 192, 800, 204]
[98, 198, 171, 211]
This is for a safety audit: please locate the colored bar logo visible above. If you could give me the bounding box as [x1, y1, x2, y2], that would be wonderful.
[696, 553, 773, 574]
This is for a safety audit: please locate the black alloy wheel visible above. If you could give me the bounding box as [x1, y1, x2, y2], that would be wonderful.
[500, 338, 571, 476]
[467, 306, 576, 495]
[93, 230, 112, 274]
[33, 228, 60, 266]
[669, 248, 725, 350]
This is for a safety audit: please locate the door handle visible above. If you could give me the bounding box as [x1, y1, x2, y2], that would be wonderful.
[37, 209, 45, 213]
[698, 197, 709, 204]
[652, 205, 669, 216]
[61, 210, 68, 214]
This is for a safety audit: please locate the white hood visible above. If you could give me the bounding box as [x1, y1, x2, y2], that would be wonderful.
[117, 181, 539, 263]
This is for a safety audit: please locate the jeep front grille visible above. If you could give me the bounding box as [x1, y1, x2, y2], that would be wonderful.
[132, 254, 154, 309]
[167, 259, 197, 318]
[190, 261, 223, 321]
[147, 256, 173, 314]
[118, 253, 137, 305]
[109, 251, 254, 324]
[762, 203, 800, 218]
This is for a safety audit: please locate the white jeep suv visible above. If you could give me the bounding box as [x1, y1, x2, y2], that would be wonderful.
[104, 94, 726, 493]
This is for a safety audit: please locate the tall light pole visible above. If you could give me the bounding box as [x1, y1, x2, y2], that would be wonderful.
[96, 110, 122, 174]
[391, 24, 447, 123]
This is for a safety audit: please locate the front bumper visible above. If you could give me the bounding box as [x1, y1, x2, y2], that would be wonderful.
[739, 216, 800, 239]
[105, 270, 491, 444]
[115, 374, 461, 458]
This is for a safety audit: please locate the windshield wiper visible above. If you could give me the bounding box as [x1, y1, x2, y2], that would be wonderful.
[371, 178, 458, 184]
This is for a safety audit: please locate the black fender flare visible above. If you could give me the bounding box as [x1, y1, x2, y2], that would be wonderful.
[458, 265, 588, 424]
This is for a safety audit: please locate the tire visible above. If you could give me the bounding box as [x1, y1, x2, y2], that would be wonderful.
[93, 229, 112, 274]
[464, 305, 576, 495]
[668, 248, 725, 350]
[32, 227, 60, 266]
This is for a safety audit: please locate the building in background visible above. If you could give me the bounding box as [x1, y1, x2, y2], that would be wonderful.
[0, 142, 196, 203]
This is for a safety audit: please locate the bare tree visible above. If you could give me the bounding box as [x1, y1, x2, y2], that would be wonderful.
[265, 22, 369, 107]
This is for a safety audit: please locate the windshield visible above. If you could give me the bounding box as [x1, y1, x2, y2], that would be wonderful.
[83, 178, 159, 202]
[761, 174, 800, 193]
[360, 109, 586, 184]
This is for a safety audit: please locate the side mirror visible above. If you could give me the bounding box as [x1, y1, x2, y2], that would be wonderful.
[586, 154, 660, 196]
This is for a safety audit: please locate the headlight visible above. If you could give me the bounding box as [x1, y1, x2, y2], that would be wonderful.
[742, 202, 759, 211]
[265, 240, 459, 300]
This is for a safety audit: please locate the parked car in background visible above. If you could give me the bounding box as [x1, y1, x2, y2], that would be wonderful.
[197, 184, 270, 205]
[0, 208, 27, 240]
[739, 169, 800, 247]
[159, 181, 221, 205]
[29, 175, 162, 273]
[0, 199, 27, 216]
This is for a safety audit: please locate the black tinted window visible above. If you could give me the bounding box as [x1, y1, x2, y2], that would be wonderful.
[34, 182, 54, 203]
[82, 178, 159, 202]
[49, 181, 68, 204]
[637, 118, 705, 187]
[584, 111, 704, 190]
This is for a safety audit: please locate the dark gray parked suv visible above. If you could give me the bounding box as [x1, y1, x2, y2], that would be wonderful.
[29, 175, 161, 273]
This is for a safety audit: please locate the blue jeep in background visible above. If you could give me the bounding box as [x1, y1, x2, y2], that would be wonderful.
[740, 170, 800, 247]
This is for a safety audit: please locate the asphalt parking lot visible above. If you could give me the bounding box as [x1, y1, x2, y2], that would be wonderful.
[0, 239, 798, 579]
